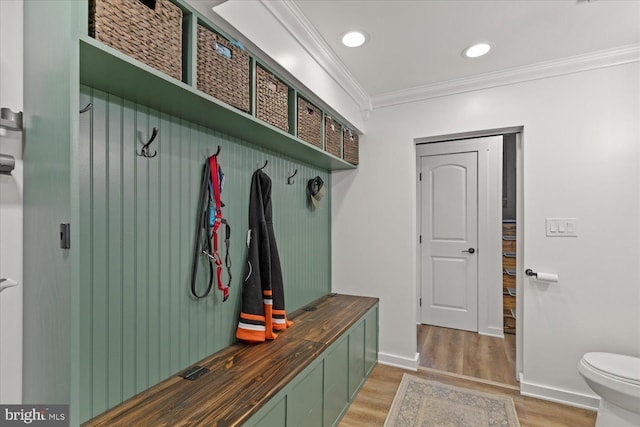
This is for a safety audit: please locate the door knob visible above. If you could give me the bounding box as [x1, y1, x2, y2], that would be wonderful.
[461, 248, 475, 254]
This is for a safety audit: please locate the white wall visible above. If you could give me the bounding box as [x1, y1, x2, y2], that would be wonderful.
[0, 0, 24, 404]
[332, 62, 640, 405]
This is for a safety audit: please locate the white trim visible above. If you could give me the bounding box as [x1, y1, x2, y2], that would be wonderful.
[373, 44, 640, 108]
[515, 133, 524, 378]
[520, 378, 600, 411]
[259, 0, 373, 116]
[415, 127, 523, 144]
[378, 352, 419, 372]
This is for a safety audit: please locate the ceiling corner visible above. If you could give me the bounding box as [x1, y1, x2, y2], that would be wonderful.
[259, 0, 372, 114]
[372, 43, 640, 109]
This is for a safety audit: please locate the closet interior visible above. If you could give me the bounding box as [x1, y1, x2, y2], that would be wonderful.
[502, 135, 517, 335]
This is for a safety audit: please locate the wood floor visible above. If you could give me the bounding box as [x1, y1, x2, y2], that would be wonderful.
[340, 325, 596, 427]
[417, 324, 518, 386]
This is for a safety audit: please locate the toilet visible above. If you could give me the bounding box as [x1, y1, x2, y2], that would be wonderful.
[578, 352, 640, 427]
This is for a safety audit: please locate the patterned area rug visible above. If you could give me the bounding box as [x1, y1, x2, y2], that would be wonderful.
[384, 374, 521, 427]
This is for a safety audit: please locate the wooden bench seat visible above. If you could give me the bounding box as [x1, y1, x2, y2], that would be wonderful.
[83, 294, 378, 427]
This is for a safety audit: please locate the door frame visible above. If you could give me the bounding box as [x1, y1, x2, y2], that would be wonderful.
[415, 126, 524, 378]
[416, 136, 503, 337]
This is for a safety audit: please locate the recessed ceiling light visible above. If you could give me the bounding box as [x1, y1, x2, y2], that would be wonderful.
[462, 43, 492, 58]
[341, 31, 367, 48]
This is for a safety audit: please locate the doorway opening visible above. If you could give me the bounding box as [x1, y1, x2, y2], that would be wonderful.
[502, 134, 517, 337]
[415, 129, 522, 388]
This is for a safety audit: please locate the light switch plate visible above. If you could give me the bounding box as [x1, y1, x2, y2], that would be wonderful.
[546, 218, 577, 237]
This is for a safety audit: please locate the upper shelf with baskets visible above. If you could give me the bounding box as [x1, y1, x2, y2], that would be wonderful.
[80, 0, 358, 171]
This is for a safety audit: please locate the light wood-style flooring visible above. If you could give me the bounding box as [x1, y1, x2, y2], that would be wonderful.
[340, 325, 596, 427]
[418, 324, 518, 386]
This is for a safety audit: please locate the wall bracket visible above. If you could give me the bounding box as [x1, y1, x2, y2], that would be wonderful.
[0, 108, 23, 131]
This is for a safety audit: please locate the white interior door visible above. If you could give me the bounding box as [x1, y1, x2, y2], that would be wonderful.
[420, 151, 478, 332]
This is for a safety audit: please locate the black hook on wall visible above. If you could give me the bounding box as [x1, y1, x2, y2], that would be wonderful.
[258, 160, 268, 171]
[213, 145, 221, 157]
[137, 127, 158, 158]
[79, 103, 93, 114]
[287, 169, 298, 185]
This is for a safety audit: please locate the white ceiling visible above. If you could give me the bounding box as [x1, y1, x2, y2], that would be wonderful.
[198, 0, 640, 117]
[293, 0, 640, 98]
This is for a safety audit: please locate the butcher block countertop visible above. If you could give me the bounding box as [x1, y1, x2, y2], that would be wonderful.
[83, 293, 379, 427]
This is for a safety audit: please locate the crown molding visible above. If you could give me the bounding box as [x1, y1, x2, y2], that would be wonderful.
[259, 0, 373, 117]
[372, 44, 640, 109]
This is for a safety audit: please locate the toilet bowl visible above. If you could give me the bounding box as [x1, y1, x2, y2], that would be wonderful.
[578, 352, 640, 427]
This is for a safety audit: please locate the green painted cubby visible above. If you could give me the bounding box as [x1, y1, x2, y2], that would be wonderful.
[22, 0, 358, 424]
[78, 0, 356, 171]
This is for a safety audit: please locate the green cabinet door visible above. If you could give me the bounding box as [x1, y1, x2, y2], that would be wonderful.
[253, 396, 286, 427]
[365, 307, 378, 375]
[323, 337, 349, 427]
[287, 362, 324, 427]
[348, 321, 365, 400]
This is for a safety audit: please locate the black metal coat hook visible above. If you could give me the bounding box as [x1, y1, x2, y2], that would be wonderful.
[137, 127, 159, 158]
[80, 103, 93, 114]
[213, 145, 221, 157]
[287, 169, 298, 185]
[258, 160, 268, 171]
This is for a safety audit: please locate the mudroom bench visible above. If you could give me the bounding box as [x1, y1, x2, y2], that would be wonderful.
[83, 294, 379, 427]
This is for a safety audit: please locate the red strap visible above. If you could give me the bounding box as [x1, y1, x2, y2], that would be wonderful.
[209, 155, 229, 301]
[209, 156, 222, 214]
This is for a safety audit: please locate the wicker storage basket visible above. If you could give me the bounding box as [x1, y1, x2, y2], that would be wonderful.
[297, 97, 322, 148]
[197, 25, 250, 112]
[324, 117, 341, 157]
[343, 127, 359, 165]
[256, 66, 289, 132]
[89, 0, 183, 81]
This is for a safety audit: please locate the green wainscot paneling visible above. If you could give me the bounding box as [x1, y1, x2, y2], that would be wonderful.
[365, 306, 379, 376]
[348, 320, 366, 400]
[78, 85, 331, 421]
[323, 336, 349, 427]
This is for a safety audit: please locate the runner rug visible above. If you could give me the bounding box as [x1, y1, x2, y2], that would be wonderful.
[384, 374, 521, 427]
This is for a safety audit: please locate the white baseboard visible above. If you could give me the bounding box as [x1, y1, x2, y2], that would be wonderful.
[479, 327, 504, 339]
[520, 376, 599, 411]
[378, 351, 419, 371]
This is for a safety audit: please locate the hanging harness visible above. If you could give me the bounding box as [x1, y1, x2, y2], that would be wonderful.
[190, 154, 231, 301]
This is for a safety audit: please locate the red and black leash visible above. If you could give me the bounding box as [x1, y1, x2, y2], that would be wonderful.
[190, 152, 231, 301]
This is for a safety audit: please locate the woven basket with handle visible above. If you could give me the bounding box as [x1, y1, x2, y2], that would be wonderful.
[196, 25, 250, 112]
[89, 0, 183, 81]
[256, 66, 289, 132]
[297, 97, 322, 148]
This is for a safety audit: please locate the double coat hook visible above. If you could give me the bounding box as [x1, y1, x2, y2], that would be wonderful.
[287, 169, 298, 185]
[137, 127, 159, 158]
